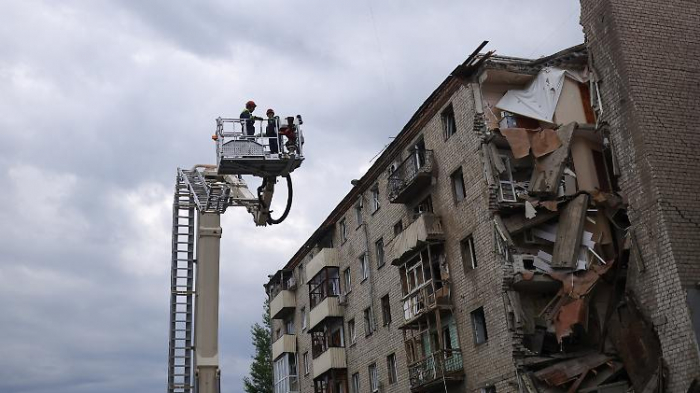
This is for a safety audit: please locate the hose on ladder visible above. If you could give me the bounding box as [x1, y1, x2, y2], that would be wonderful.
[257, 174, 293, 225]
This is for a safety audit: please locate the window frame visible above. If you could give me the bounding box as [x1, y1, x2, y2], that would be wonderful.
[364, 307, 375, 336]
[461, 235, 477, 271]
[471, 307, 489, 345]
[371, 185, 380, 213]
[387, 353, 398, 385]
[393, 220, 403, 237]
[375, 238, 385, 268]
[339, 218, 347, 243]
[441, 104, 457, 140]
[301, 307, 307, 331]
[381, 294, 392, 326]
[369, 362, 379, 392]
[303, 351, 310, 375]
[351, 372, 360, 393]
[360, 253, 369, 281]
[348, 318, 357, 345]
[343, 267, 352, 294]
[451, 167, 466, 203]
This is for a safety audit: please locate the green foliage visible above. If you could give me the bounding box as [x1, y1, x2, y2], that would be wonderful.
[243, 299, 272, 393]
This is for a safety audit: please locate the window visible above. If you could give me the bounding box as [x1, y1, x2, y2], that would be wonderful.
[348, 319, 356, 345]
[303, 352, 310, 375]
[369, 363, 379, 392]
[498, 155, 517, 202]
[285, 318, 294, 334]
[413, 195, 433, 218]
[351, 372, 360, 393]
[343, 267, 352, 294]
[481, 386, 496, 393]
[387, 353, 398, 384]
[375, 238, 385, 268]
[471, 307, 488, 344]
[442, 104, 457, 139]
[461, 235, 477, 270]
[371, 185, 380, 212]
[364, 307, 375, 336]
[381, 294, 391, 326]
[301, 307, 307, 330]
[340, 219, 347, 242]
[451, 167, 466, 202]
[360, 253, 369, 281]
[355, 199, 363, 226]
[393, 220, 403, 236]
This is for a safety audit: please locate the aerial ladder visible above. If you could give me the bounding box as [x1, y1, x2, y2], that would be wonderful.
[167, 115, 305, 393]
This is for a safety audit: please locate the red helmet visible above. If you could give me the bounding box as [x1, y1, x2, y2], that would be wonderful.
[246, 100, 256, 108]
[266, 108, 275, 115]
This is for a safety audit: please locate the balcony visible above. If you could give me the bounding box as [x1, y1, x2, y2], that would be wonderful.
[389, 213, 445, 266]
[306, 248, 340, 284]
[408, 349, 464, 391]
[402, 280, 451, 326]
[312, 347, 347, 379]
[271, 289, 296, 320]
[309, 297, 343, 331]
[272, 334, 297, 360]
[388, 150, 435, 203]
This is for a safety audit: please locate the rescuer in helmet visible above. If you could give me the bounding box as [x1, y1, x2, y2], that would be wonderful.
[240, 100, 263, 136]
[265, 108, 279, 154]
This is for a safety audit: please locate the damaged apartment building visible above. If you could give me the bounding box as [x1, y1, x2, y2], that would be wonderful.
[264, 7, 700, 392]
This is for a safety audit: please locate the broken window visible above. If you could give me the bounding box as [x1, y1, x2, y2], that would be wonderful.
[387, 353, 397, 384]
[442, 104, 457, 140]
[364, 307, 375, 336]
[371, 185, 380, 212]
[461, 235, 477, 270]
[480, 386, 496, 393]
[393, 220, 403, 236]
[355, 199, 363, 226]
[301, 307, 307, 331]
[343, 267, 352, 294]
[413, 195, 433, 218]
[351, 372, 360, 393]
[360, 253, 369, 281]
[451, 167, 466, 202]
[471, 307, 488, 345]
[498, 155, 517, 202]
[381, 294, 392, 326]
[375, 238, 385, 268]
[339, 219, 347, 242]
[368, 363, 379, 392]
[348, 319, 356, 345]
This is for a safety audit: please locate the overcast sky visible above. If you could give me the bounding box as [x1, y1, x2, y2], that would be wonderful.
[0, 1, 583, 392]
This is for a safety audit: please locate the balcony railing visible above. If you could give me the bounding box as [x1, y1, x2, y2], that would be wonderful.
[309, 277, 340, 309]
[388, 150, 435, 203]
[408, 349, 464, 390]
[402, 279, 451, 323]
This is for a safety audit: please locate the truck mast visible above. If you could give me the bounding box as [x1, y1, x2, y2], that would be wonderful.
[167, 114, 305, 393]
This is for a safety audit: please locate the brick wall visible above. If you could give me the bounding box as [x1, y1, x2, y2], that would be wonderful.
[580, 0, 700, 389]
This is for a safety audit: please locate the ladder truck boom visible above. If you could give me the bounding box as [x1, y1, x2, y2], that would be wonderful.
[167, 115, 305, 393]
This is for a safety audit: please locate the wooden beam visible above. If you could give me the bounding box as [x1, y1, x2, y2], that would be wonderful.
[551, 194, 589, 268]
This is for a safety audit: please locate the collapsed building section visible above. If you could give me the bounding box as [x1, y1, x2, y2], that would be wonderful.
[476, 46, 665, 392]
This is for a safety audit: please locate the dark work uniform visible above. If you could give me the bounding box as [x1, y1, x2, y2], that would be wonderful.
[240, 109, 256, 136]
[266, 117, 279, 154]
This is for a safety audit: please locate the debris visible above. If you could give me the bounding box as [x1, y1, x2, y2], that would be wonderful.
[552, 194, 589, 268]
[533, 352, 612, 387]
[503, 209, 558, 234]
[554, 298, 588, 342]
[525, 200, 537, 218]
[529, 122, 577, 195]
[501, 127, 562, 159]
